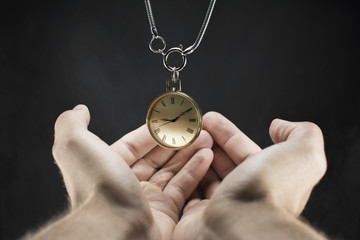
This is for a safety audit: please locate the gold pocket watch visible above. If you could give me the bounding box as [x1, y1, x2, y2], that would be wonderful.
[146, 77, 202, 150]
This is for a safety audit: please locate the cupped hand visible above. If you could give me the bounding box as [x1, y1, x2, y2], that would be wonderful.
[173, 112, 327, 239]
[111, 117, 213, 239]
[52, 105, 213, 240]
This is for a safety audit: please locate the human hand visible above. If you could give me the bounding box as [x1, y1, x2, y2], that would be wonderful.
[52, 105, 213, 239]
[111, 117, 213, 239]
[173, 112, 327, 239]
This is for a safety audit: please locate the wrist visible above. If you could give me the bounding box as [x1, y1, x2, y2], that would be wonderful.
[31, 191, 157, 240]
[86, 193, 157, 239]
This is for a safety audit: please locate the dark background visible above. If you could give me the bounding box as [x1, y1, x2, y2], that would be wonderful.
[1, 0, 359, 239]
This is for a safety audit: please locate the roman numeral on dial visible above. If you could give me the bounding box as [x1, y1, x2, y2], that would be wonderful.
[154, 128, 160, 134]
[187, 128, 194, 134]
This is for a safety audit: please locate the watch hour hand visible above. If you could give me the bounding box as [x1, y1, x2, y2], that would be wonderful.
[160, 118, 173, 122]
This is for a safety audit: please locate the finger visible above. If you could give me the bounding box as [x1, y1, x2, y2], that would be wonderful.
[163, 148, 213, 213]
[212, 144, 236, 179]
[131, 146, 176, 181]
[54, 104, 90, 139]
[148, 130, 213, 189]
[199, 167, 221, 199]
[110, 124, 157, 166]
[203, 111, 261, 164]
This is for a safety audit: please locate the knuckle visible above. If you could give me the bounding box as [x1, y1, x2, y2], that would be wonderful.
[313, 149, 327, 178]
[302, 121, 322, 136]
[52, 140, 61, 160]
[196, 130, 213, 148]
[299, 121, 324, 149]
[303, 142, 327, 176]
[197, 148, 213, 163]
[290, 122, 327, 179]
[299, 129, 327, 178]
[317, 156, 327, 177]
[184, 165, 199, 181]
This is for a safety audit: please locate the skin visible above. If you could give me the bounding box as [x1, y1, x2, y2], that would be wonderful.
[25, 105, 328, 240]
[173, 112, 328, 240]
[29, 104, 213, 240]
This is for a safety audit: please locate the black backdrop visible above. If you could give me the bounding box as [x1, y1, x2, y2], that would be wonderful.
[1, 0, 359, 239]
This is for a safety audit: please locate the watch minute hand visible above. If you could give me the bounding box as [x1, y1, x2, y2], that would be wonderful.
[173, 108, 193, 122]
[158, 121, 173, 127]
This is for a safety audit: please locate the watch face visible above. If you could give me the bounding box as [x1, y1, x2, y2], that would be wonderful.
[146, 91, 202, 150]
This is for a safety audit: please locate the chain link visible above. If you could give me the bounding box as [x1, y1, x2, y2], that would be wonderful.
[144, 0, 216, 72]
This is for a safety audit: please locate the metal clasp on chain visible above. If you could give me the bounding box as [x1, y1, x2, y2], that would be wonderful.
[163, 47, 187, 72]
[149, 37, 188, 73]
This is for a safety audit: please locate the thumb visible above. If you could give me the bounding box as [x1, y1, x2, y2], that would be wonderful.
[268, 118, 327, 178]
[269, 118, 324, 147]
[54, 104, 91, 139]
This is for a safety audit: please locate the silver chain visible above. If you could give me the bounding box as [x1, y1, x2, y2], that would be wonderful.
[144, 0, 216, 73]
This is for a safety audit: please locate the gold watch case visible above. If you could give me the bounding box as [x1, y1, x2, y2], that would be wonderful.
[146, 91, 202, 150]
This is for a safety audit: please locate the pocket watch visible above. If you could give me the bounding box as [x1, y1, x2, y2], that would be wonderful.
[146, 78, 202, 150]
[144, 0, 216, 149]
